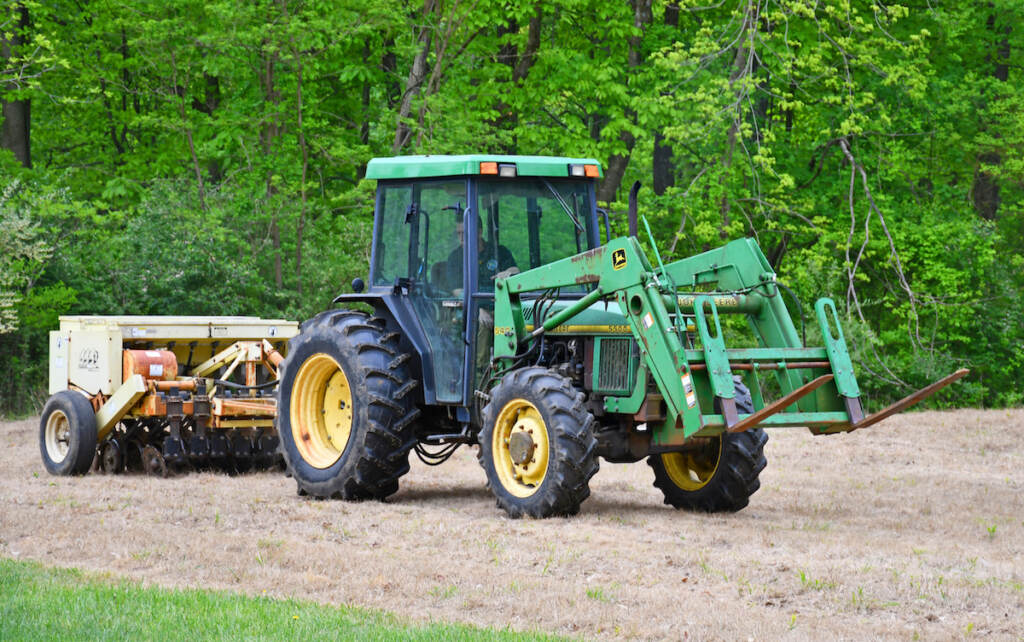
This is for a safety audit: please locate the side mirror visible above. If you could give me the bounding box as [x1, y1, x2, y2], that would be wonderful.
[351, 277, 365, 293]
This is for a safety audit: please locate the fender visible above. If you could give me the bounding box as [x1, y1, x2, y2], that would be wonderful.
[332, 290, 440, 405]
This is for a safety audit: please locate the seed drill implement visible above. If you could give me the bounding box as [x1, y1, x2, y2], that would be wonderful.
[41, 316, 296, 476]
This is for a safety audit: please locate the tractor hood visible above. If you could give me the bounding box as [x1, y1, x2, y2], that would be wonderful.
[521, 299, 631, 335]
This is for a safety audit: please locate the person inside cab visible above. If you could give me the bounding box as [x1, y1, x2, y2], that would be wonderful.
[440, 211, 519, 294]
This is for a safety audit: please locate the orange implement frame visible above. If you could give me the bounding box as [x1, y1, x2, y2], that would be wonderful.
[121, 340, 285, 428]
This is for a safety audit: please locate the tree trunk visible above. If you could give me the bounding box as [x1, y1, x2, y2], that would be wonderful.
[193, 73, 222, 182]
[360, 42, 371, 147]
[718, 1, 757, 240]
[170, 52, 207, 211]
[381, 39, 401, 110]
[972, 9, 1010, 220]
[295, 61, 309, 297]
[261, 44, 283, 290]
[598, 153, 631, 203]
[492, 7, 542, 152]
[596, 0, 652, 203]
[413, 2, 485, 148]
[652, 132, 675, 195]
[652, 2, 680, 196]
[392, 0, 436, 154]
[1, 3, 31, 168]
[512, 9, 542, 83]
[355, 41, 372, 180]
[118, 27, 133, 151]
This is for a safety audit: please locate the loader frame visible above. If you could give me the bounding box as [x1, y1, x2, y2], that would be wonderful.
[493, 235, 968, 449]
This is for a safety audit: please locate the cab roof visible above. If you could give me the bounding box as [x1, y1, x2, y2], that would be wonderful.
[365, 154, 604, 180]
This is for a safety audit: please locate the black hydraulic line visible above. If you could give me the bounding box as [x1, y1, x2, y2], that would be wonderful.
[414, 441, 461, 466]
[185, 341, 196, 370]
[213, 379, 278, 390]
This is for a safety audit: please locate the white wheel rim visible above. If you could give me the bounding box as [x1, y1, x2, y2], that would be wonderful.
[45, 409, 71, 463]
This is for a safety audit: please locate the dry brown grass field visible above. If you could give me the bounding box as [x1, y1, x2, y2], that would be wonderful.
[1, 410, 1022, 640]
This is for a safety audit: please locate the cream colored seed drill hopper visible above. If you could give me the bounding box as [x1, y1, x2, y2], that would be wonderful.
[41, 316, 298, 476]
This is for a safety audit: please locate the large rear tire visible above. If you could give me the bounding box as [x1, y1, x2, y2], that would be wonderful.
[276, 309, 419, 499]
[647, 382, 767, 512]
[479, 367, 598, 518]
[39, 390, 97, 476]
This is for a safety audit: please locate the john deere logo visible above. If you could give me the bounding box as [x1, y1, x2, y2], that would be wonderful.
[612, 249, 627, 271]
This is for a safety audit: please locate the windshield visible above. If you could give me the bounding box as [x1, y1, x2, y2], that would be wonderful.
[475, 178, 597, 286]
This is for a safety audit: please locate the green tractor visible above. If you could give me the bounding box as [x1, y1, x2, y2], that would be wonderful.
[275, 154, 966, 518]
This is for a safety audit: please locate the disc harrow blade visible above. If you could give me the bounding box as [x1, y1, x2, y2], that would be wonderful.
[230, 432, 254, 474]
[188, 435, 210, 469]
[100, 438, 125, 474]
[141, 445, 168, 477]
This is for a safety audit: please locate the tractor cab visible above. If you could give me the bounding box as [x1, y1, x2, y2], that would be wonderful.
[356, 155, 604, 410]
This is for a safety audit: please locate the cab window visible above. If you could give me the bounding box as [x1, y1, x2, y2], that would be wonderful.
[475, 178, 596, 292]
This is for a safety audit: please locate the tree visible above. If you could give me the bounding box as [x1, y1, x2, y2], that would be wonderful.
[2, 2, 33, 167]
[2, 0, 1022, 413]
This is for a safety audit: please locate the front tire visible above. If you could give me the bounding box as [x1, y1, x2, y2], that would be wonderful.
[647, 382, 767, 512]
[479, 367, 598, 518]
[276, 310, 419, 499]
[39, 390, 97, 476]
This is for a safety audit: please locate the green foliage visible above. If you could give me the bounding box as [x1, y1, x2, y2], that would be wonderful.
[0, 179, 53, 332]
[0, 558, 563, 641]
[0, 177, 82, 415]
[1, 0, 1022, 413]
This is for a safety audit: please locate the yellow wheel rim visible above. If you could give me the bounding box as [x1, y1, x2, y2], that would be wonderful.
[290, 353, 353, 469]
[661, 437, 722, 491]
[44, 409, 71, 464]
[491, 398, 550, 498]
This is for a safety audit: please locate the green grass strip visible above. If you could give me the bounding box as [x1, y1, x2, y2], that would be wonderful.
[0, 558, 565, 641]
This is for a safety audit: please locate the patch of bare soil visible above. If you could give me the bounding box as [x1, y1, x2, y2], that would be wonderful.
[2, 410, 1022, 640]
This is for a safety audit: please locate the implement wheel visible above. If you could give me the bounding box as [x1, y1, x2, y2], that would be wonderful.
[39, 390, 97, 476]
[479, 367, 598, 518]
[276, 309, 419, 499]
[648, 383, 767, 512]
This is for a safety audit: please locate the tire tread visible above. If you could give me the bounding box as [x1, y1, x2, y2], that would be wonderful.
[647, 380, 768, 512]
[276, 309, 419, 500]
[479, 367, 599, 518]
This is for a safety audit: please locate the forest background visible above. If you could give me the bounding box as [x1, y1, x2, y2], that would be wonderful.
[1, 0, 1021, 416]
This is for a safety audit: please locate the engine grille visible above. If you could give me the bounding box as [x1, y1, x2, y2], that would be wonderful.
[597, 337, 636, 393]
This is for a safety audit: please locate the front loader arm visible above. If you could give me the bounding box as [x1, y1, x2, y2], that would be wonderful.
[494, 236, 816, 440]
[663, 238, 801, 349]
[494, 237, 704, 438]
[493, 235, 968, 449]
[661, 238, 858, 416]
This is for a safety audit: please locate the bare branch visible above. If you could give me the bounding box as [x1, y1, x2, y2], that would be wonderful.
[839, 137, 934, 387]
[667, 165, 709, 255]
